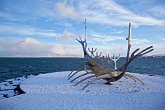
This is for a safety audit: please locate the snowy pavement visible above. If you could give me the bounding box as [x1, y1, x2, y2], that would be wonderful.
[0, 71, 165, 110]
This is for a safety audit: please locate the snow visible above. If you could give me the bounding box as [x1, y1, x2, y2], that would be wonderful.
[0, 71, 165, 110]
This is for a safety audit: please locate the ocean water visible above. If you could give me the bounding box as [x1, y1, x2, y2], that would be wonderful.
[0, 57, 165, 82]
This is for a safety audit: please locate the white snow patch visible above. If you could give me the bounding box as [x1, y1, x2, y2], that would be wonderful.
[0, 71, 165, 110]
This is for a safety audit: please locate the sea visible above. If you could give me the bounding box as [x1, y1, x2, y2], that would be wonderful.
[0, 57, 165, 82]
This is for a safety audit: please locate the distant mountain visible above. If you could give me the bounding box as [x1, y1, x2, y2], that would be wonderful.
[154, 54, 165, 56]
[147, 54, 165, 58]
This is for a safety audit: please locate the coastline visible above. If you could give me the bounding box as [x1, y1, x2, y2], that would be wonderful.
[0, 71, 165, 110]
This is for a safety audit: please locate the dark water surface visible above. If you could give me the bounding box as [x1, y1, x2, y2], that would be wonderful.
[0, 57, 165, 82]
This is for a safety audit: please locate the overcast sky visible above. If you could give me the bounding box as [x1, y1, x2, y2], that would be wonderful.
[0, 0, 165, 57]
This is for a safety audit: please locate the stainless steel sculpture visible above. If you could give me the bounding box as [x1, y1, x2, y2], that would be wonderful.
[68, 23, 154, 90]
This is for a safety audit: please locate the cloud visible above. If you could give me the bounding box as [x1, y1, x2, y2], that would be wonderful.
[0, 37, 51, 57]
[77, 0, 165, 26]
[161, 38, 165, 40]
[85, 42, 157, 57]
[0, 25, 60, 38]
[50, 43, 82, 57]
[0, 0, 164, 57]
[1, 0, 164, 27]
[56, 3, 78, 18]
[0, 36, 158, 57]
[149, 4, 165, 18]
[157, 36, 165, 41]
[0, 37, 82, 57]
[132, 38, 150, 44]
[91, 34, 125, 43]
[87, 33, 151, 50]
[0, 25, 78, 40]
[19, 37, 42, 48]
[0, 12, 18, 21]
[86, 33, 153, 56]
[151, 43, 165, 55]
[61, 30, 76, 40]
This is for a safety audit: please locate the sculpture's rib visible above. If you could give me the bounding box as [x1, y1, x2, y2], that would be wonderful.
[125, 74, 144, 85]
[82, 77, 102, 90]
[68, 68, 84, 80]
[70, 72, 94, 82]
[68, 63, 84, 77]
[82, 73, 112, 90]
[74, 75, 96, 86]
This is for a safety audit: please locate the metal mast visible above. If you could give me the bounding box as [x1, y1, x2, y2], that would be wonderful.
[126, 23, 131, 63]
[84, 18, 87, 40]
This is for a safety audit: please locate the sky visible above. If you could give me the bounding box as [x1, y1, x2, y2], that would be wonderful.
[0, 0, 165, 57]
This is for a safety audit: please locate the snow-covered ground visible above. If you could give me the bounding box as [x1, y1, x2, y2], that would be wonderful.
[0, 71, 165, 110]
